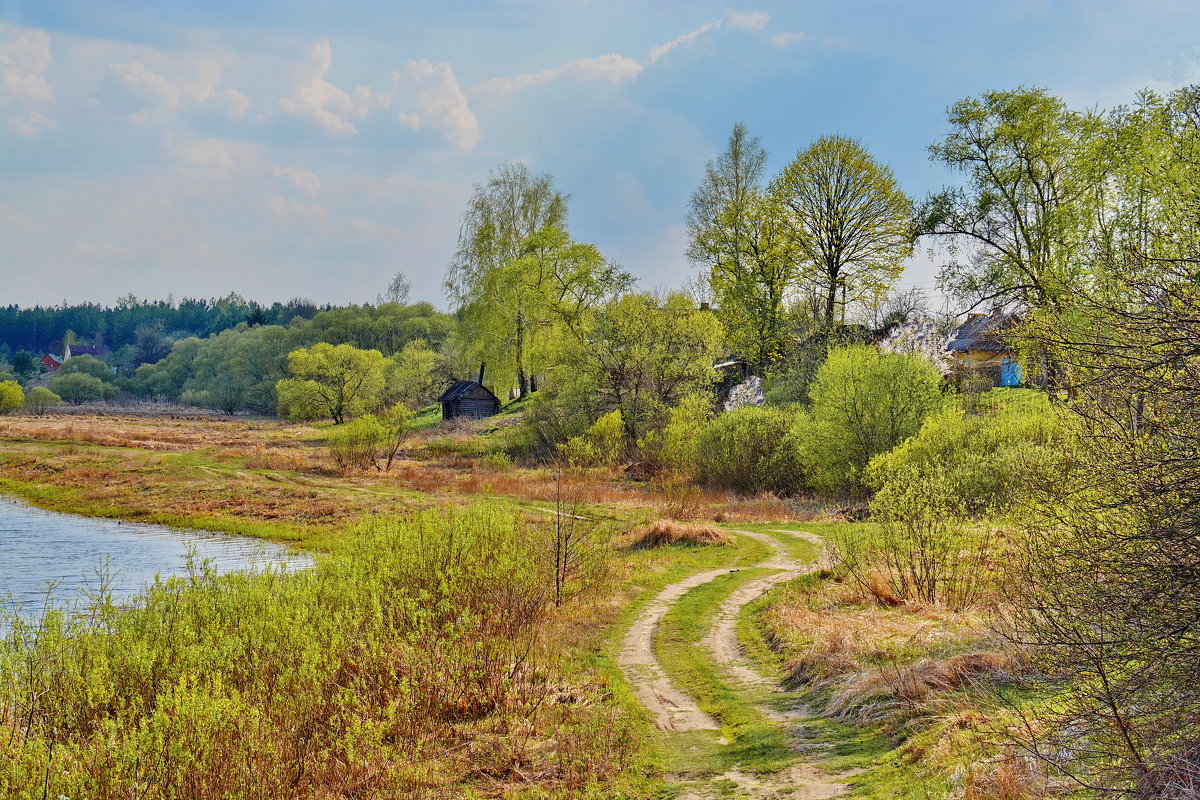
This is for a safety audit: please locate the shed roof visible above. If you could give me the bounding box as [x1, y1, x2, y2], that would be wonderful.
[947, 309, 1019, 353]
[437, 379, 496, 403]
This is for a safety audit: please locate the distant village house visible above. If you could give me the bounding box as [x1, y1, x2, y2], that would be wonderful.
[438, 364, 501, 421]
[947, 307, 1022, 387]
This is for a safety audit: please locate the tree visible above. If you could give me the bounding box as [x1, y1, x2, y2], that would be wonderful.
[0, 380, 23, 414]
[133, 320, 173, 364]
[378, 271, 412, 305]
[48, 372, 108, 405]
[688, 124, 799, 369]
[58, 354, 113, 382]
[533, 293, 724, 448]
[276, 343, 387, 423]
[772, 136, 913, 327]
[23, 386, 61, 415]
[795, 345, 943, 496]
[12, 350, 37, 379]
[383, 339, 441, 409]
[445, 163, 568, 396]
[917, 88, 1105, 315]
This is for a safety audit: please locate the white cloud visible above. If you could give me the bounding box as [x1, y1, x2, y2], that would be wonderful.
[394, 59, 479, 151]
[647, 20, 723, 64]
[0, 27, 53, 103]
[272, 165, 322, 196]
[726, 11, 770, 31]
[1, 27, 55, 135]
[108, 58, 250, 119]
[278, 41, 478, 149]
[11, 109, 56, 137]
[473, 53, 643, 95]
[772, 31, 808, 46]
[278, 39, 361, 136]
[647, 10, 770, 64]
[167, 135, 257, 176]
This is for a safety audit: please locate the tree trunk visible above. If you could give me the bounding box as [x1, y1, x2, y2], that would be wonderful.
[515, 308, 528, 397]
[824, 265, 839, 328]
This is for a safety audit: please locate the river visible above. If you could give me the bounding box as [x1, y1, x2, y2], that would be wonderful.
[0, 496, 311, 615]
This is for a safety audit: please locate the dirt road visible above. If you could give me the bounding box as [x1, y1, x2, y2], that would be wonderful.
[617, 528, 851, 798]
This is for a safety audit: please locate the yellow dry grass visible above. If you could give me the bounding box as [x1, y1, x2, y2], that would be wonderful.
[628, 519, 736, 547]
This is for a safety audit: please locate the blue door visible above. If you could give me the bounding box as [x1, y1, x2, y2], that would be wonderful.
[1000, 357, 1022, 387]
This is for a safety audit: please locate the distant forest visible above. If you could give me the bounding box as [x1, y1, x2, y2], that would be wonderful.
[0, 294, 327, 362]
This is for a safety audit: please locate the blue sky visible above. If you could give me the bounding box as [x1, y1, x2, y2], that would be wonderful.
[1, 0, 1198, 310]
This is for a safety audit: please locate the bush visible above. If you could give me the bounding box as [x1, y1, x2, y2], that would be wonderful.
[23, 386, 61, 415]
[866, 389, 1066, 515]
[558, 409, 625, 467]
[829, 468, 994, 608]
[795, 345, 944, 497]
[694, 405, 804, 494]
[0, 380, 23, 414]
[326, 415, 387, 472]
[653, 392, 713, 472]
[48, 372, 108, 404]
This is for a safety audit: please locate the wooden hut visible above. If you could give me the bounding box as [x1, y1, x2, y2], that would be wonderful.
[438, 364, 501, 421]
[947, 307, 1022, 386]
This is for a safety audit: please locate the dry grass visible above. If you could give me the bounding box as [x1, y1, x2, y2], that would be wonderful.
[629, 520, 735, 548]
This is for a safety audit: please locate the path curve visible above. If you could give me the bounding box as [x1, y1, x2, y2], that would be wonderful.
[617, 566, 734, 731]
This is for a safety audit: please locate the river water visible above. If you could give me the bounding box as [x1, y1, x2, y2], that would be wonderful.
[0, 496, 310, 615]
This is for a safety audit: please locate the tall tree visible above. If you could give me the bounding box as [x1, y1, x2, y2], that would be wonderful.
[445, 163, 568, 396]
[917, 88, 1106, 314]
[688, 124, 797, 369]
[771, 135, 913, 328]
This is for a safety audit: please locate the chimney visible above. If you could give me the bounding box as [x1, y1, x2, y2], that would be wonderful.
[478, 363, 485, 385]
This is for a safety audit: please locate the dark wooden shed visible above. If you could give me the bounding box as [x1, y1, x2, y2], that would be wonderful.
[438, 365, 501, 421]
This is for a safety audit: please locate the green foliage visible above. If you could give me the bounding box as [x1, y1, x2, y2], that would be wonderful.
[57, 353, 113, 381]
[47, 372, 110, 404]
[326, 414, 388, 472]
[687, 124, 797, 370]
[531, 293, 724, 454]
[22, 386, 61, 415]
[0, 506, 633, 796]
[866, 389, 1067, 515]
[829, 469, 993, 607]
[655, 393, 715, 472]
[277, 342, 387, 423]
[383, 338, 442, 408]
[0, 380, 23, 414]
[694, 405, 804, 495]
[560, 409, 626, 467]
[771, 135, 913, 326]
[796, 345, 943, 496]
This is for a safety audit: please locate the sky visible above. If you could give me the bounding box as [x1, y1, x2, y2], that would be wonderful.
[1, 0, 1198, 311]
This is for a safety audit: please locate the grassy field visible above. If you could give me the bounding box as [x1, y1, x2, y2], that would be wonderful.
[0, 411, 1025, 798]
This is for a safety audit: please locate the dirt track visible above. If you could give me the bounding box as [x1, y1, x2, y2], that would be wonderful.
[617, 528, 851, 798]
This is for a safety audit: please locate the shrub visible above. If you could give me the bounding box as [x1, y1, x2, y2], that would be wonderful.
[694, 405, 804, 494]
[558, 409, 625, 467]
[23, 386, 61, 415]
[829, 468, 994, 608]
[795, 345, 943, 497]
[654, 392, 713, 472]
[48, 372, 108, 404]
[866, 388, 1067, 515]
[0, 380, 23, 414]
[326, 415, 387, 472]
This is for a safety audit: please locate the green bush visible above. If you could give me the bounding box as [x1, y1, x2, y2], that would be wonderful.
[326, 415, 387, 472]
[0, 380, 24, 414]
[693, 405, 804, 494]
[48, 372, 109, 404]
[794, 345, 944, 496]
[23, 386, 61, 415]
[558, 409, 625, 467]
[830, 467, 993, 608]
[653, 392, 714, 472]
[866, 388, 1067, 515]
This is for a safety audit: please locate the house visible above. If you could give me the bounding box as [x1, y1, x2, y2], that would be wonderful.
[438, 364, 501, 421]
[40, 354, 63, 372]
[947, 307, 1023, 387]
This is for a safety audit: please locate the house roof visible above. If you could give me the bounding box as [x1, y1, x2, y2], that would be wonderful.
[947, 310, 1019, 353]
[437, 379, 497, 403]
[41, 353, 63, 365]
